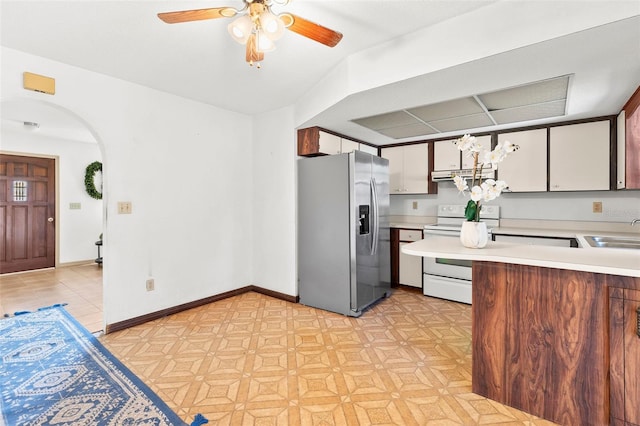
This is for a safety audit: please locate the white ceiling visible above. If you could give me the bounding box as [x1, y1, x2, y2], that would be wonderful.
[1, 1, 640, 145]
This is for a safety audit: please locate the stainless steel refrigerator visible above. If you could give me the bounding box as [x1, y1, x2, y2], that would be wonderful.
[297, 150, 391, 317]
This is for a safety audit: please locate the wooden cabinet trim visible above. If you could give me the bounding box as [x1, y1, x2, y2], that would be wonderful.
[472, 261, 616, 425]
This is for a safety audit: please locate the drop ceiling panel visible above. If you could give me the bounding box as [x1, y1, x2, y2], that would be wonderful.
[490, 100, 567, 124]
[478, 76, 569, 110]
[407, 97, 484, 122]
[377, 123, 437, 139]
[352, 111, 419, 130]
[430, 113, 495, 133]
[351, 75, 572, 139]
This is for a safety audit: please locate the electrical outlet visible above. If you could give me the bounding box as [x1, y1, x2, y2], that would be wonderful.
[593, 201, 602, 213]
[412, 201, 418, 210]
[146, 278, 154, 291]
[118, 202, 132, 214]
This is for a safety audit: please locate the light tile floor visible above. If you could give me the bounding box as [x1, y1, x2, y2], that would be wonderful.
[100, 288, 558, 425]
[0, 263, 103, 332]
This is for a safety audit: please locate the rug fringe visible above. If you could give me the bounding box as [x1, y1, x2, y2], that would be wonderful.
[11, 303, 68, 316]
[191, 413, 209, 425]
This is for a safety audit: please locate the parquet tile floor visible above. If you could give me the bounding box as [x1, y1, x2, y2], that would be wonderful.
[100, 288, 557, 426]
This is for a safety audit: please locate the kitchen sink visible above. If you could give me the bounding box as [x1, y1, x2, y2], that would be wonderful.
[584, 235, 640, 249]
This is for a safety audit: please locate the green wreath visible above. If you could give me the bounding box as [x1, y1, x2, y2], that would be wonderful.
[84, 161, 103, 200]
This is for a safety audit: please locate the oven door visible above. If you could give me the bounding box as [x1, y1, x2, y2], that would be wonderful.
[422, 231, 472, 281]
[423, 253, 472, 281]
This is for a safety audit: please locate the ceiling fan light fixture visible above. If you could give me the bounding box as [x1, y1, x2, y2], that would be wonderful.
[259, 10, 284, 40]
[228, 15, 252, 44]
[256, 30, 276, 52]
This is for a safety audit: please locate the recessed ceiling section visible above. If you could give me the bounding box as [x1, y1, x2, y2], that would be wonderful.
[490, 99, 567, 125]
[351, 75, 571, 139]
[407, 97, 484, 122]
[352, 110, 419, 130]
[377, 123, 437, 139]
[430, 113, 495, 133]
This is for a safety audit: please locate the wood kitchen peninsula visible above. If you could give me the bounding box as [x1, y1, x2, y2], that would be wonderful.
[403, 236, 640, 426]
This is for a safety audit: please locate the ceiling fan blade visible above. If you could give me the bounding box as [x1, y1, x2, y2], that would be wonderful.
[279, 13, 343, 47]
[157, 7, 237, 24]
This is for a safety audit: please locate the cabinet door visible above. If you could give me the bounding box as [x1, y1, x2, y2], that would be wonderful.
[623, 289, 640, 424]
[340, 138, 359, 154]
[497, 129, 547, 192]
[433, 140, 460, 171]
[611, 288, 640, 425]
[461, 135, 492, 169]
[359, 143, 379, 156]
[381, 146, 405, 193]
[403, 143, 430, 194]
[549, 121, 610, 191]
[399, 242, 422, 287]
[318, 131, 342, 155]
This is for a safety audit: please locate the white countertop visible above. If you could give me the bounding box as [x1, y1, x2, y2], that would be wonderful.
[402, 235, 640, 278]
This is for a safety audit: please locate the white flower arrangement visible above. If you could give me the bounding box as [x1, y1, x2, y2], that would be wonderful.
[452, 134, 519, 222]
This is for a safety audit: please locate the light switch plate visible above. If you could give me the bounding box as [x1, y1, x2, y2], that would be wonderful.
[118, 201, 132, 214]
[593, 201, 602, 213]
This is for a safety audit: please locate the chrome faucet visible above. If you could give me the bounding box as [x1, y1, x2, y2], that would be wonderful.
[632, 219, 640, 226]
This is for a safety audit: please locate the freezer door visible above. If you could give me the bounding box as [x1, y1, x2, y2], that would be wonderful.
[351, 151, 390, 312]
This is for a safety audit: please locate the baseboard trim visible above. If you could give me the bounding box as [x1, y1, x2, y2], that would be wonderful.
[104, 285, 299, 334]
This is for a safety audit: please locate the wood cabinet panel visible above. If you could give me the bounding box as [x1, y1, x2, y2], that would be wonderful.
[473, 262, 610, 426]
[611, 286, 640, 425]
[623, 292, 640, 425]
[624, 85, 640, 189]
[390, 228, 400, 287]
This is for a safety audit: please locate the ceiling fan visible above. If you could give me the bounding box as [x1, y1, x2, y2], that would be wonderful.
[158, 0, 343, 67]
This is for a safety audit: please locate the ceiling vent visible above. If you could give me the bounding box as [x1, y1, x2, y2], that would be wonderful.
[352, 75, 570, 139]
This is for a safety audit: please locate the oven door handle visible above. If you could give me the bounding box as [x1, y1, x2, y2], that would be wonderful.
[424, 230, 460, 237]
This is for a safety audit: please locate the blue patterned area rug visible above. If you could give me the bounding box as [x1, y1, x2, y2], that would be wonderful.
[0, 305, 207, 426]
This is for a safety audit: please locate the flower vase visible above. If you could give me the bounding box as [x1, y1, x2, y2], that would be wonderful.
[460, 221, 488, 248]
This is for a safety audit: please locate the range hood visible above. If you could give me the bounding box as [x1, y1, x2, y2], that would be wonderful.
[431, 168, 496, 182]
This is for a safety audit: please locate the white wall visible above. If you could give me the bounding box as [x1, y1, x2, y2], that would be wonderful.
[0, 130, 103, 263]
[252, 107, 297, 296]
[2, 47, 255, 326]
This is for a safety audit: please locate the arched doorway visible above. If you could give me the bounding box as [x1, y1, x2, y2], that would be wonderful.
[0, 98, 106, 332]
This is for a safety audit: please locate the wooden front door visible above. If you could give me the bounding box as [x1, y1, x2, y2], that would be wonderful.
[0, 154, 56, 274]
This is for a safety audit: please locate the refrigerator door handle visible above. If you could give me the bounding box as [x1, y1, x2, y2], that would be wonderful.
[370, 177, 379, 255]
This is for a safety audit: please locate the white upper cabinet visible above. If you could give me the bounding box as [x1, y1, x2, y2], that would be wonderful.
[315, 130, 376, 156]
[433, 140, 460, 171]
[340, 138, 359, 154]
[461, 135, 492, 169]
[497, 129, 547, 192]
[318, 131, 342, 155]
[434, 135, 491, 170]
[381, 144, 430, 194]
[549, 121, 611, 191]
[359, 143, 379, 156]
